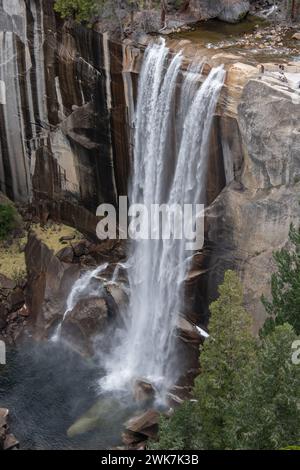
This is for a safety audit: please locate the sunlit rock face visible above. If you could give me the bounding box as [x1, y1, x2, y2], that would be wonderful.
[0, 0, 131, 219]
[189, 0, 250, 23]
[206, 75, 300, 333]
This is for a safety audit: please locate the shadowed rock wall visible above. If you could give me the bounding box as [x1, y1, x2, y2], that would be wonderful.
[0, 0, 131, 220]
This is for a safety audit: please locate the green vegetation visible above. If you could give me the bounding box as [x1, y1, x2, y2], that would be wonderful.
[54, 0, 101, 22]
[54, 0, 164, 24]
[0, 223, 83, 279]
[152, 270, 300, 450]
[227, 324, 300, 449]
[261, 224, 300, 335]
[0, 203, 19, 240]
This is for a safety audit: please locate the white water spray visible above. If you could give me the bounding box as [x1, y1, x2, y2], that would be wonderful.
[100, 40, 225, 397]
[52, 263, 108, 342]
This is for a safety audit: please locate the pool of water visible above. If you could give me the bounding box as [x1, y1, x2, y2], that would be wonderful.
[0, 340, 135, 450]
[170, 17, 300, 64]
[172, 16, 264, 45]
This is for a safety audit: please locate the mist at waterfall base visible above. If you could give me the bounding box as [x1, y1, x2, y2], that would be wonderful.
[0, 341, 130, 450]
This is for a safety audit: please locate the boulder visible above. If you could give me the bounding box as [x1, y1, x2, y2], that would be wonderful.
[292, 32, 300, 40]
[189, 0, 250, 23]
[3, 434, 19, 450]
[218, 0, 250, 23]
[0, 408, 9, 429]
[61, 297, 108, 355]
[176, 316, 201, 343]
[125, 409, 160, 439]
[121, 430, 145, 447]
[133, 379, 156, 403]
[0, 409, 19, 451]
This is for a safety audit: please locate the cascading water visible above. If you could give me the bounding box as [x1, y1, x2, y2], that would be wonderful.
[52, 263, 108, 342]
[100, 40, 226, 398]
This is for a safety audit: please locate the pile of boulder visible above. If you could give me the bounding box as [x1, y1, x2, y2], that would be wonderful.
[0, 409, 19, 451]
[122, 409, 160, 450]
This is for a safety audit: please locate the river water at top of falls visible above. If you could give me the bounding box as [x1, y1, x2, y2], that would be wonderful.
[99, 40, 226, 399]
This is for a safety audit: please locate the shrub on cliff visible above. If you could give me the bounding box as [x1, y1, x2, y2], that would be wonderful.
[0, 204, 18, 240]
[261, 224, 300, 336]
[54, 0, 102, 22]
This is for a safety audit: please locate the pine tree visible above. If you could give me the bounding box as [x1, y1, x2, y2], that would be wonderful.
[227, 324, 300, 449]
[192, 270, 256, 449]
[261, 224, 300, 336]
[152, 270, 256, 450]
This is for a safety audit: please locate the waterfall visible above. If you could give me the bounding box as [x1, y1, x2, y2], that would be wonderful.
[100, 40, 226, 398]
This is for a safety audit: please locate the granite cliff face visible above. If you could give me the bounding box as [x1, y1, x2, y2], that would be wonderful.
[207, 72, 300, 331]
[0, 0, 131, 231]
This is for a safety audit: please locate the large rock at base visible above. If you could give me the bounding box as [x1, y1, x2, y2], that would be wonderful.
[61, 297, 108, 356]
[125, 409, 160, 439]
[189, 0, 250, 23]
[133, 379, 156, 403]
[25, 232, 80, 338]
[0, 408, 19, 450]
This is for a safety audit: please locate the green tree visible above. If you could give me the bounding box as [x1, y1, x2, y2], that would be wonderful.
[261, 224, 300, 336]
[54, 0, 101, 22]
[152, 270, 256, 450]
[227, 324, 300, 449]
[150, 401, 200, 450]
[192, 270, 256, 449]
[0, 204, 18, 240]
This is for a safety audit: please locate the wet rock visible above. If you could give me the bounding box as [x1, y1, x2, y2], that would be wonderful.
[121, 430, 145, 447]
[73, 241, 90, 258]
[0, 409, 19, 450]
[25, 233, 80, 338]
[133, 379, 156, 403]
[61, 297, 108, 355]
[3, 434, 19, 450]
[176, 316, 201, 343]
[125, 409, 160, 439]
[167, 385, 191, 407]
[8, 288, 25, 313]
[0, 408, 9, 429]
